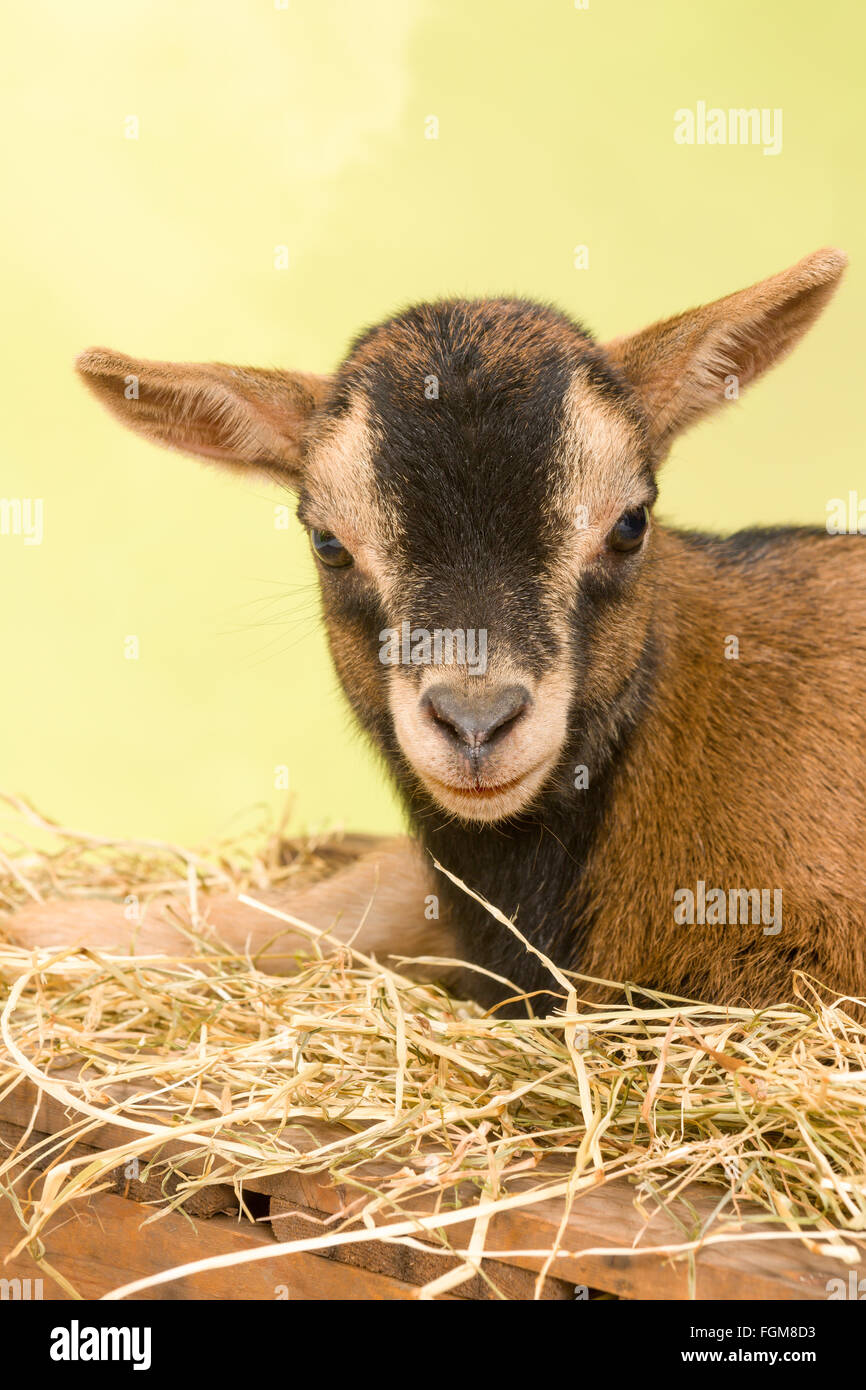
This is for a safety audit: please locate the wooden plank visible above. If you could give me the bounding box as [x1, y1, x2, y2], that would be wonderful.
[0, 1117, 237, 1219]
[249, 1163, 851, 1301]
[2, 1111, 572, 1299]
[1, 1072, 349, 1190]
[269, 1197, 575, 1300]
[0, 1072, 219, 1174]
[0, 1184, 453, 1300]
[1, 1070, 856, 1301]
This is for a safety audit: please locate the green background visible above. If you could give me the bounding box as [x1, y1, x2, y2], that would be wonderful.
[1, 0, 862, 845]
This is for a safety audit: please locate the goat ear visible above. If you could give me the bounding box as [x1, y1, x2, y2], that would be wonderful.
[604, 248, 848, 458]
[76, 349, 331, 486]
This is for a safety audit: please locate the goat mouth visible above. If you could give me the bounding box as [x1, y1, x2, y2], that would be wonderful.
[414, 752, 558, 822]
[425, 763, 545, 800]
[445, 777, 524, 798]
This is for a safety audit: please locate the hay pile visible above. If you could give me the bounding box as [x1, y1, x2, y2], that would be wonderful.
[1, 794, 865, 1299]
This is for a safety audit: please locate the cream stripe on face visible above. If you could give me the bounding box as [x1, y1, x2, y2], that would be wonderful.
[546, 365, 654, 575]
[302, 393, 402, 601]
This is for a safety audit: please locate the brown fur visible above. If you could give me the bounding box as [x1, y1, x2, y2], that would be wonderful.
[577, 525, 866, 1004]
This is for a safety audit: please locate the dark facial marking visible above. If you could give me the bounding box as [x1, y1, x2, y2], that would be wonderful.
[322, 299, 644, 670]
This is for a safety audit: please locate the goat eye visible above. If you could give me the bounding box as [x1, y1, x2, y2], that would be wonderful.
[311, 528, 353, 568]
[608, 505, 649, 553]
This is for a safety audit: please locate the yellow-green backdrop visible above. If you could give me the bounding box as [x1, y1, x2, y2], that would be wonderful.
[1, 0, 862, 845]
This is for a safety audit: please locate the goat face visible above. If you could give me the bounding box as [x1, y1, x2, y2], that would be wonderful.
[76, 251, 847, 825]
[298, 299, 657, 822]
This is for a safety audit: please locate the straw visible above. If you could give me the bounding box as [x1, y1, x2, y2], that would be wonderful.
[1, 796, 864, 1299]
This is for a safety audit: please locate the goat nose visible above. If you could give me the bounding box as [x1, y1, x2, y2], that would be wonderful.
[423, 683, 531, 750]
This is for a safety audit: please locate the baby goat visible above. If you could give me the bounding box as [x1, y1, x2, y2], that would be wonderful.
[13, 249, 866, 1011]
